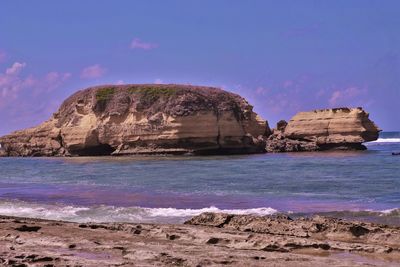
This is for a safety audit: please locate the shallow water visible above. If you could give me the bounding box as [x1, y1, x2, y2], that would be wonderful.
[0, 132, 399, 224]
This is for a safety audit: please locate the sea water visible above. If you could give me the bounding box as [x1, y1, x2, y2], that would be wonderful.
[0, 132, 399, 224]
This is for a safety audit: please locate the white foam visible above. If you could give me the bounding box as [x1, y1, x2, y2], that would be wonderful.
[0, 201, 90, 221]
[378, 208, 400, 215]
[361, 208, 400, 217]
[0, 200, 277, 223]
[142, 206, 277, 217]
[370, 138, 400, 143]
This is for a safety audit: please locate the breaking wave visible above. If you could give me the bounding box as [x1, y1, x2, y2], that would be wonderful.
[0, 199, 398, 225]
[370, 138, 400, 143]
[0, 199, 277, 224]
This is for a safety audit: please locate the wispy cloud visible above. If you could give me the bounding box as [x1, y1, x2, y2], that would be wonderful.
[0, 62, 29, 101]
[5, 62, 26, 75]
[40, 72, 71, 93]
[80, 64, 106, 79]
[45, 72, 71, 83]
[154, 78, 164, 84]
[0, 62, 71, 104]
[0, 50, 6, 63]
[255, 86, 269, 96]
[130, 38, 158, 50]
[328, 86, 366, 107]
[282, 80, 293, 89]
[0, 61, 72, 134]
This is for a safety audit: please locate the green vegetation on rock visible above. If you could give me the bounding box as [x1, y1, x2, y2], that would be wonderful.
[128, 86, 180, 102]
[96, 87, 115, 101]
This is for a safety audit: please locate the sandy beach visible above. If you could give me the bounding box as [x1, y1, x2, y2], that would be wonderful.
[0, 213, 399, 266]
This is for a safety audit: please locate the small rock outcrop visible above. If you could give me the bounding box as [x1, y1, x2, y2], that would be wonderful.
[266, 107, 380, 152]
[0, 84, 270, 156]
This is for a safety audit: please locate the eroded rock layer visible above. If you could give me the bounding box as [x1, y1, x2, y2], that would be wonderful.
[0, 84, 269, 156]
[1, 213, 399, 266]
[266, 107, 380, 152]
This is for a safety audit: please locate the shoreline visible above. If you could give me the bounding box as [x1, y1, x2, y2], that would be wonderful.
[0, 213, 399, 266]
[0, 193, 399, 226]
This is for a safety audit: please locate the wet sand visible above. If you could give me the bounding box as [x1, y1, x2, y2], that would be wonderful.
[0, 213, 399, 266]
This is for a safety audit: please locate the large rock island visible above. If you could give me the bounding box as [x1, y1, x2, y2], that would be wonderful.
[0, 84, 381, 156]
[0, 84, 269, 156]
[266, 107, 380, 152]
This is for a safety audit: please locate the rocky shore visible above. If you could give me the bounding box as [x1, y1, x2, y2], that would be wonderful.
[0, 84, 381, 156]
[0, 213, 399, 266]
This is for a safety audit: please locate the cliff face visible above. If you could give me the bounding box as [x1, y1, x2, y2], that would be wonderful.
[0, 84, 269, 156]
[266, 107, 380, 152]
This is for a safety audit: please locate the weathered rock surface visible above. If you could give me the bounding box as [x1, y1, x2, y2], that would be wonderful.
[266, 107, 380, 152]
[0, 214, 399, 266]
[0, 84, 270, 156]
[186, 213, 400, 248]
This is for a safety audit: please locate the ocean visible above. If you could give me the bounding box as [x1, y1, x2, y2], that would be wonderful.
[0, 132, 399, 225]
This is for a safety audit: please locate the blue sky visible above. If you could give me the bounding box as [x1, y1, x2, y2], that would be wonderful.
[1, 0, 399, 135]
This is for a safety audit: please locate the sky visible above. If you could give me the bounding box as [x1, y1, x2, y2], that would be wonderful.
[0, 0, 399, 135]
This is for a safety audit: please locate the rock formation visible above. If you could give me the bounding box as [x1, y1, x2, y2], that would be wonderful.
[266, 107, 380, 152]
[0, 84, 270, 156]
